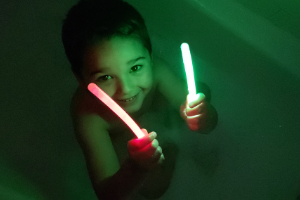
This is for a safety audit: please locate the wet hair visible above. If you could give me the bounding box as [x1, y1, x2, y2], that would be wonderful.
[61, 0, 152, 78]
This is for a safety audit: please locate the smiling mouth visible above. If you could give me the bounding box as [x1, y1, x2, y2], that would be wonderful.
[118, 94, 138, 102]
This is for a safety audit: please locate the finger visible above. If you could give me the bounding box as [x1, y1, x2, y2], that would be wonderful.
[189, 124, 199, 131]
[188, 93, 205, 108]
[129, 144, 162, 166]
[152, 147, 163, 163]
[152, 146, 162, 159]
[148, 153, 165, 169]
[128, 131, 156, 151]
[141, 128, 148, 135]
[186, 102, 206, 116]
[186, 114, 201, 124]
[188, 111, 207, 124]
[137, 139, 159, 157]
[129, 138, 159, 159]
[156, 154, 165, 165]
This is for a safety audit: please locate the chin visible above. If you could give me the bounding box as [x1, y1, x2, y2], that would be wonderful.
[121, 102, 143, 115]
[124, 106, 140, 114]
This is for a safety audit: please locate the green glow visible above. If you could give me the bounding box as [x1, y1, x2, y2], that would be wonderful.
[181, 43, 197, 103]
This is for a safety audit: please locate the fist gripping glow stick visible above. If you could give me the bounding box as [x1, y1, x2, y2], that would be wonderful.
[87, 83, 147, 138]
[181, 43, 198, 104]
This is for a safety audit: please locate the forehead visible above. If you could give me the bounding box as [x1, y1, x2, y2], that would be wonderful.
[83, 36, 150, 71]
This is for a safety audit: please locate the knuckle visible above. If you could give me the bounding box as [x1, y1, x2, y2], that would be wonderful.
[159, 154, 165, 162]
[157, 146, 162, 153]
[152, 139, 159, 147]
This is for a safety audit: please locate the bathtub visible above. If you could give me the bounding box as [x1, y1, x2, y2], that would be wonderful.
[126, 0, 300, 199]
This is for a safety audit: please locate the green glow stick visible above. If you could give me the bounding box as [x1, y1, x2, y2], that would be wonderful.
[181, 43, 198, 104]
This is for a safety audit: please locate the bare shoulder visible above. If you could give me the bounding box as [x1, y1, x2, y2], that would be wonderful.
[70, 85, 110, 145]
[152, 55, 169, 80]
[71, 86, 102, 116]
[70, 86, 115, 124]
[70, 86, 119, 183]
[151, 54, 211, 105]
[70, 86, 113, 144]
[151, 55, 188, 110]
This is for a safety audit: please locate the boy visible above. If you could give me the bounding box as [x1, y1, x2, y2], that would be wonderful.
[62, 0, 218, 199]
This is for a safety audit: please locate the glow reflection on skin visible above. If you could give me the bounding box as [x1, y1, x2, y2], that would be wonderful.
[88, 83, 146, 138]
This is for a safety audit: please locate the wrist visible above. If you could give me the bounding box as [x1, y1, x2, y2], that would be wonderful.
[125, 158, 149, 175]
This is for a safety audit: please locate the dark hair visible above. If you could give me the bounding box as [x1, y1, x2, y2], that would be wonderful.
[61, 0, 152, 78]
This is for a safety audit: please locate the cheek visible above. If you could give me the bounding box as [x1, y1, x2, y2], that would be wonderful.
[139, 69, 153, 89]
[96, 83, 116, 97]
[141, 77, 153, 89]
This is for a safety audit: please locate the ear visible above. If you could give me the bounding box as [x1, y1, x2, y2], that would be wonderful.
[150, 52, 154, 67]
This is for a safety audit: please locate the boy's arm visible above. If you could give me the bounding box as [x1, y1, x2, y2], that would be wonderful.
[153, 57, 188, 110]
[73, 114, 148, 199]
[71, 92, 149, 199]
[153, 56, 218, 133]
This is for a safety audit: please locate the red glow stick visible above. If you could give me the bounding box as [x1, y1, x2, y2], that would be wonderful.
[87, 83, 146, 138]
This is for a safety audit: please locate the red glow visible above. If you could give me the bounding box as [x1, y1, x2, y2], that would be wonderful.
[87, 83, 147, 138]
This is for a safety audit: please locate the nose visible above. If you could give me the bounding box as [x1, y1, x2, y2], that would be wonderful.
[116, 77, 135, 96]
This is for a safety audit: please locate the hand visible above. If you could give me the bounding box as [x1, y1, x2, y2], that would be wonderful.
[127, 129, 165, 170]
[180, 93, 208, 131]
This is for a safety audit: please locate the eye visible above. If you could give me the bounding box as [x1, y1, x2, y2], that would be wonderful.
[131, 65, 142, 72]
[97, 75, 111, 82]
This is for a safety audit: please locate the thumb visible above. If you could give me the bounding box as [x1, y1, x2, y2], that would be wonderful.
[141, 128, 148, 135]
[188, 93, 205, 108]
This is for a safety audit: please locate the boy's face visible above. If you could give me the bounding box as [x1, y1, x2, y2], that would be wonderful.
[79, 36, 153, 114]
